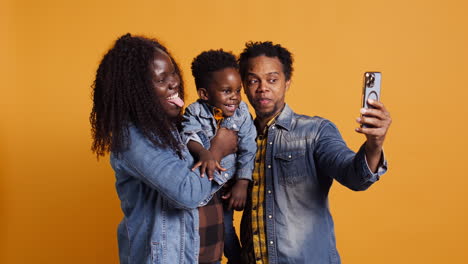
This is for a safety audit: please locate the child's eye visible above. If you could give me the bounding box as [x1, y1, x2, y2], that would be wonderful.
[223, 90, 231, 94]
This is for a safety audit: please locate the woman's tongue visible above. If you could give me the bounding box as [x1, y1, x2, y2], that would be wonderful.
[167, 97, 184, 107]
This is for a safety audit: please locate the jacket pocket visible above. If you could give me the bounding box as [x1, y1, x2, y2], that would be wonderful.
[274, 150, 307, 186]
[151, 242, 161, 264]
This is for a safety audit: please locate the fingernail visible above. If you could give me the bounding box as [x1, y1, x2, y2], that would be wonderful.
[356, 117, 362, 123]
[369, 99, 375, 103]
[360, 108, 366, 114]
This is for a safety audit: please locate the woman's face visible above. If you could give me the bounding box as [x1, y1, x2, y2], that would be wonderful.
[152, 50, 184, 119]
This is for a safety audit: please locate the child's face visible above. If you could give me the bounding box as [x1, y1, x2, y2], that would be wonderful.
[200, 67, 242, 117]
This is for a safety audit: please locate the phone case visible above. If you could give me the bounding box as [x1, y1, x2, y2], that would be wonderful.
[362, 72, 381, 109]
[361, 72, 381, 128]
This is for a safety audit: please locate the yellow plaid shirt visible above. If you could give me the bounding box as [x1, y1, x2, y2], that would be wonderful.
[251, 131, 269, 264]
[241, 114, 279, 264]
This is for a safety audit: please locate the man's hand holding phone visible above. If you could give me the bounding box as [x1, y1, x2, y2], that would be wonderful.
[355, 72, 392, 172]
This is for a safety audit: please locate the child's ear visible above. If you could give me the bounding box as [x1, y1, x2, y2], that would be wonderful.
[198, 88, 209, 100]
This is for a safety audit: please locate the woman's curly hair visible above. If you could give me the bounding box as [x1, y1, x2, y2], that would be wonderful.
[90, 33, 185, 158]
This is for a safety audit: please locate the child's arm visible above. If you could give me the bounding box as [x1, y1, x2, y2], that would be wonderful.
[232, 102, 257, 181]
[187, 140, 225, 180]
[222, 102, 258, 210]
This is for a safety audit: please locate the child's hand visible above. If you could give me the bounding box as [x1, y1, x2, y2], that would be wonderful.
[223, 179, 249, 210]
[192, 149, 226, 180]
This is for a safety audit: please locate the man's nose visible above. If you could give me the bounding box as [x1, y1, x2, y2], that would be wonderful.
[256, 81, 269, 93]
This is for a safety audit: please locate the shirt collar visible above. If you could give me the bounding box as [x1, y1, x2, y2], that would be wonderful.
[274, 104, 293, 131]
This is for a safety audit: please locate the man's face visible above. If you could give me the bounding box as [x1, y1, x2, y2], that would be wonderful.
[243, 55, 291, 120]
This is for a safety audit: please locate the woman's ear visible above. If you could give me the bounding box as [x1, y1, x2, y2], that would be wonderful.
[197, 88, 209, 100]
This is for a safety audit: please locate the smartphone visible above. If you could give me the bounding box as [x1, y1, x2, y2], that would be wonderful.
[361, 72, 381, 128]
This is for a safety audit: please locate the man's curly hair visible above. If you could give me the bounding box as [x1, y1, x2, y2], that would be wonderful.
[238, 41, 294, 81]
[90, 33, 185, 158]
[191, 49, 238, 89]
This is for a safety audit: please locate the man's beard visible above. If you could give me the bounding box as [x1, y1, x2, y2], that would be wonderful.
[254, 102, 284, 120]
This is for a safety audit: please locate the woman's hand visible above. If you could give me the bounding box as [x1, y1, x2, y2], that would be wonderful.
[191, 148, 226, 180]
[209, 128, 238, 161]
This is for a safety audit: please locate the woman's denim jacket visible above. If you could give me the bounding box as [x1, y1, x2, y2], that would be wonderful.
[243, 104, 387, 264]
[110, 126, 232, 264]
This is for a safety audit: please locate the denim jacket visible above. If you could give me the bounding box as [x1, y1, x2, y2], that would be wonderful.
[248, 104, 387, 264]
[110, 126, 232, 264]
[181, 100, 257, 181]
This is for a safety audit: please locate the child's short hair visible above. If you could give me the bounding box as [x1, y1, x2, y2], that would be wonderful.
[191, 49, 238, 90]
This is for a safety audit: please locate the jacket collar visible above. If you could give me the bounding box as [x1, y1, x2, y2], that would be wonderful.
[273, 104, 293, 131]
[197, 99, 216, 119]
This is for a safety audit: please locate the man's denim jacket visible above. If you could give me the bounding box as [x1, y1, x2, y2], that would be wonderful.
[254, 104, 387, 264]
[110, 126, 233, 264]
[181, 100, 257, 182]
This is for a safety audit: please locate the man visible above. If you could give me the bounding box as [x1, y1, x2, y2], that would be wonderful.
[238, 41, 391, 264]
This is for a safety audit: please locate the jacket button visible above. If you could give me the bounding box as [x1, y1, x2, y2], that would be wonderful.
[267, 165, 271, 168]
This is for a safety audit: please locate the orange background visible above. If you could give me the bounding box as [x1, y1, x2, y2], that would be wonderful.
[2, 0, 468, 263]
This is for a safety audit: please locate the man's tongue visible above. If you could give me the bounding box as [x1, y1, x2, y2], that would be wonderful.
[167, 97, 184, 107]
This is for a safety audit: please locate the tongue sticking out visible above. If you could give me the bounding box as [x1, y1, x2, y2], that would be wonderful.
[167, 97, 184, 107]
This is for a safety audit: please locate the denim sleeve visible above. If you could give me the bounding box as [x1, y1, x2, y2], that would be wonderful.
[181, 104, 205, 144]
[233, 103, 257, 180]
[117, 127, 225, 210]
[314, 120, 387, 191]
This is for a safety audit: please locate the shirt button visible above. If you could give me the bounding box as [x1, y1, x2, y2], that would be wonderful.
[268, 215, 272, 219]
[267, 190, 272, 194]
[227, 117, 231, 120]
[267, 165, 271, 169]
[224, 173, 229, 178]
[272, 126, 275, 129]
[232, 124, 237, 128]
[269, 142, 273, 145]
[288, 155, 292, 159]
[270, 241, 274, 245]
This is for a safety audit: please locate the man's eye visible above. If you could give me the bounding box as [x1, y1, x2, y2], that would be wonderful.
[249, 79, 258, 84]
[269, 79, 277, 83]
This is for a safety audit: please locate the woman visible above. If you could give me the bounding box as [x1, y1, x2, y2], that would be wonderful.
[90, 34, 234, 264]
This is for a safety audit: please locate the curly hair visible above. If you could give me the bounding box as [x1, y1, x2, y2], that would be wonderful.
[90, 33, 185, 158]
[191, 49, 238, 89]
[238, 41, 294, 81]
